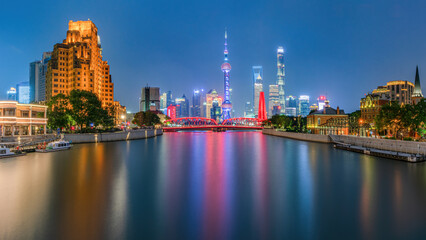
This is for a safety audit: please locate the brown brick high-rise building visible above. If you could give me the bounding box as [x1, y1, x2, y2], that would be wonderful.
[46, 20, 114, 108]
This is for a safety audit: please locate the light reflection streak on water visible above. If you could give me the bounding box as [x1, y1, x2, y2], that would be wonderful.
[298, 142, 313, 239]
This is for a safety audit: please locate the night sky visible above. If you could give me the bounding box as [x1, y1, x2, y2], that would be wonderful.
[1, 0, 426, 115]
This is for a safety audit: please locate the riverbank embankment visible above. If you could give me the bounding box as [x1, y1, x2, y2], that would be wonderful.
[262, 129, 426, 162]
[262, 129, 331, 143]
[63, 129, 163, 144]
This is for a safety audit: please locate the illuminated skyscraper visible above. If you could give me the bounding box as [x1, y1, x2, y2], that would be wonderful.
[140, 86, 160, 111]
[46, 20, 116, 107]
[252, 66, 263, 109]
[268, 84, 279, 116]
[160, 92, 167, 109]
[16, 82, 30, 104]
[206, 89, 222, 119]
[220, 29, 232, 121]
[244, 101, 254, 118]
[254, 74, 263, 117]
[7, 87, 16, 101]
[299, 95, 310, 117]
[317, 96, 326, 110]
[29, 60, 41, 102]
[176, 95, 189, 117]
[276, 47, 285, 110]
[191, 89, 202, 117]
[39, 52, 52, 101]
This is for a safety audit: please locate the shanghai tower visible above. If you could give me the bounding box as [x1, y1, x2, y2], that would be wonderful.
[276, 46, 285, 110]
[221, 29, 232, 121]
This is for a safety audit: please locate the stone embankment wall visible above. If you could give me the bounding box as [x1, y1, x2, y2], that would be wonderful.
[262, 129, 426, 155]
[331, 135, 426, 155]
[63, 129, 163, 144]
[262, 129, 331, 143]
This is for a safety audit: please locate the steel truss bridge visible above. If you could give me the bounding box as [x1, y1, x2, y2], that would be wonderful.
[163, 117, 264, 132]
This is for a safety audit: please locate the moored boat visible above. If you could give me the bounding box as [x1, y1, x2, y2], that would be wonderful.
[0, 146, 26, 158]
[35, 140, 72, 153]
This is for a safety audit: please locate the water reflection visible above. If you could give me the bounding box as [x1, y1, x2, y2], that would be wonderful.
[1, 132, 426, 239]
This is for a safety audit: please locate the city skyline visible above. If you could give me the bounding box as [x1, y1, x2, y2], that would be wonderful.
[1, 1, 426, 115]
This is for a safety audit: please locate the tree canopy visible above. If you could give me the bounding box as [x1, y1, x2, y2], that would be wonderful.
[47, 90, 115, 131]
[132, 111, 161, 127]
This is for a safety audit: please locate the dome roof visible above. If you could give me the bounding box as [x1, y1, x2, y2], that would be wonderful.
[221, 62, 231, 72]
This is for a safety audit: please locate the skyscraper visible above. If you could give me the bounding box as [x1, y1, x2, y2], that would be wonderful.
[7, 87, 16, 101]
[39, 52, 52, 102]
[29, 61, 41, 103]
[276, 47, 285, 110]
[191, 89, 203, 117]
[220, 29, 232, 121]
[140, 86, 160, 112]
[317, 96, 326, 110]
[46, 20, 115, 107]
[252, 66, 263, 109]
[176, 95, 189, 117]
[160, 92, 167, 110]
[299, 95, 310, 117]
[206, 89, 222, 119]
[253, 73, 263, 116]
[268, 84, 279, 116]
[16, 82, 30, 104]
[285, 95, 297, 116]
[244, 101, 254, 118]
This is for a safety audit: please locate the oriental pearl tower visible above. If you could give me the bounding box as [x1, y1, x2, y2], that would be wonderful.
[221, 29, 232, 121]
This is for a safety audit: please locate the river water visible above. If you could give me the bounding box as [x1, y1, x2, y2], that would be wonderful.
[1, 131, 426, 239]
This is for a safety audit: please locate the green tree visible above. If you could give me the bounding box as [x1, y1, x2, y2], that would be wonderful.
[68, 90, 110, 130]
[375, 101, 404, 139]
[413, 99, 426, 138]
[47, 93, 71, 130]
[348, 110, 361, 135]
[132, 111, 161, 127]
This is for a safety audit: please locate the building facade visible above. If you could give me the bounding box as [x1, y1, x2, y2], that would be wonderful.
[384, 80, 414, 105]
[140, 87, 160, 112]
[46, 20, 115, 108]
[307, 106, 348, 135]
[0, 101, 47, 136]
[360, 92, 390, 125]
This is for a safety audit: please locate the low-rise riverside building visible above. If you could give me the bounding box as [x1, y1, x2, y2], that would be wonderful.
[307, 105, 348, 135]
[0, 101, 47, 136]
[360, 92, 390, 124]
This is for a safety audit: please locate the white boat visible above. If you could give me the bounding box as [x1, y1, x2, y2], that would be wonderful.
[0, 146, 25, 158]
[35, 140, 72, 153]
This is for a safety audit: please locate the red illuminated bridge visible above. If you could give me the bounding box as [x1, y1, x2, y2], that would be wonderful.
[163, 117, 264, 132]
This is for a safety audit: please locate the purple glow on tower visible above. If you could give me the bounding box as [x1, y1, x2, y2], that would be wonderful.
[221, 29, 232, 121]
